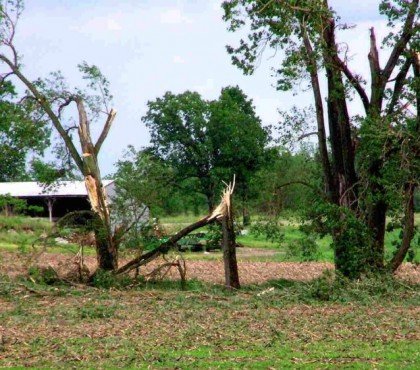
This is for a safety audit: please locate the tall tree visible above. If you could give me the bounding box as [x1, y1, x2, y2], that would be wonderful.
[209, 86, 270, 224]
[0, 1, 118, 271]
[0, 81, 50, 181]
[143, 87, 270, 215]
[223, 0, 419, 276]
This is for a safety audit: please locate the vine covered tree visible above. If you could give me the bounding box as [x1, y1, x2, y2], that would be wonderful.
[1, 0, 118, 271]
[223, 0, 419, 277]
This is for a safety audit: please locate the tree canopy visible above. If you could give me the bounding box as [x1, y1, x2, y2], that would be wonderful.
[223, 0, 419, 276]
[143, 86, 271, 212]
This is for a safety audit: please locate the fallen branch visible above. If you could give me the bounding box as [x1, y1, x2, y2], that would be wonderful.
[116, 183, 233, 275]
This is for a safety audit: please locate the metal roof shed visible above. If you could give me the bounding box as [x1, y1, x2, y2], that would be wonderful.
[0, 180, 115, 221]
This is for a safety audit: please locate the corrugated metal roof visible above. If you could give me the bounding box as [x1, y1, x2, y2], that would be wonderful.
[0, 180, 114, 198]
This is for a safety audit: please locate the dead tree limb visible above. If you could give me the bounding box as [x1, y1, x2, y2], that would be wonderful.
[117, 210, 219, 275]
[116, 181, 238, 276]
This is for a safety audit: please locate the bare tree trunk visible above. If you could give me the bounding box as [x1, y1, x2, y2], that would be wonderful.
[390, 183, 416, 272]
[300, 22, 336, 203]
[77, 99, 118, 271]
[321, 15, 358, 209]
[221, 196, 240, 289]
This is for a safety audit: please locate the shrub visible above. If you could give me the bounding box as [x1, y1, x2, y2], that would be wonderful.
[249, 217, 284, 245]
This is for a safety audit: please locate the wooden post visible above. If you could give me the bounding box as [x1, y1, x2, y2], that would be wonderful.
[46, 198, 55, 222]
[221, 192, 240, 290]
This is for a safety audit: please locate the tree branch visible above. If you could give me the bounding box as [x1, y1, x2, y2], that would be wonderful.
[389, 183, 416, 272]
[116, 215, 215, 275]
[335, 56, 370, 112]
[0, 54, 84, 170]
[382, 0, 419, 83]
[387, 56, 413, 115]
[276, 181, 328, 201]
[95, 108, 117, 153]
[116, 182, 235, 275]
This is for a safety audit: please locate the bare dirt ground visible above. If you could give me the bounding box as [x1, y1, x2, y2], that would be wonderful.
[1, 249, 419, 284]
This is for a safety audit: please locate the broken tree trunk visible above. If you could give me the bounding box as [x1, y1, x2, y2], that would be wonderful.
[77, 98, 118, 271]
[221, 183, 240, 289]
[117, 180, 240, 290]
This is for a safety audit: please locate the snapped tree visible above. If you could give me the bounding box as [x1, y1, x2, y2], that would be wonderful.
[223, 0, 419, 277]
[0, 0, 118, 270]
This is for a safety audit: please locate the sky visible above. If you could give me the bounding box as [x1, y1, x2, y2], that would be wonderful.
[6, 0, 392, 175]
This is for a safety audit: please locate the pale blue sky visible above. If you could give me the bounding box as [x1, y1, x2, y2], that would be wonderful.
[9, 1, 390, 175]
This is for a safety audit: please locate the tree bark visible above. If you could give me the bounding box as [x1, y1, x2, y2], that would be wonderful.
[221, 208, 240, 289]
[76, 98, 117, 270]
[321, 14, 358, 209]
[390, 183, 416, 272]
[300, 22, 336, 203]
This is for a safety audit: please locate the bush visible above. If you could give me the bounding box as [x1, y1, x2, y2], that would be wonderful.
[285, 234, 320, 261]
[28, 266, 59, 285]
[249, 217, 284, 245]
[91, 269, 131, 289]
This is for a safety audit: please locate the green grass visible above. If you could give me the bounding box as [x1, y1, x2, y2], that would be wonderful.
[0, 274, 418, 368]
[0, 215, 94, 255]
[0, 213, 418, 263]
[160, 213, 419, 263]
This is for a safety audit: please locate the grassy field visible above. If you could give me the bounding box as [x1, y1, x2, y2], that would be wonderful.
[0, 273, 419, 368]
[0, 214, 419, 368]
[0, 213, 418, 263]
[161, 213, 419, 263]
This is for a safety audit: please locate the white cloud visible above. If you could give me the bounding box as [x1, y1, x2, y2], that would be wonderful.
[73, 16, 124, 34]
[159, 8, 192, 25]
[193, 78, 216, 95]
[172, 55, 185, 64]
[106, 18, 123, 31]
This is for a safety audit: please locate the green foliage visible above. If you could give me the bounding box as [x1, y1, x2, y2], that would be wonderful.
[303, 270, 417, 303]
[203, 224, 223, 250]
[304, 200, 373, 278]
[142, 86, 271, 209]
[249, 217, 284, 245]
[28, 266, 58, 285]
[0, 81, 50, 181]
[30, 159, 68, 184]
[113, 147, 181, 217]
[0, 194, 43, 216]
[91, 269, 131, 289]
[285, 233, 320, 262]
[250, 147, 321, 215]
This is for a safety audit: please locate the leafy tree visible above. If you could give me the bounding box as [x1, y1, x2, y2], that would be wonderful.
[0, 81, 50, 181]
[223, 0, 419, 276]
[251, 146, 322, 216]
[143, 86, 271, 218]
[113, 147, 176, 216]
[208, 86, 271, 224]
[1, 1, 119, 271]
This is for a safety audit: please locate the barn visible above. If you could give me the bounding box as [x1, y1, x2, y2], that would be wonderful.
[0, 180, 116, 221]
